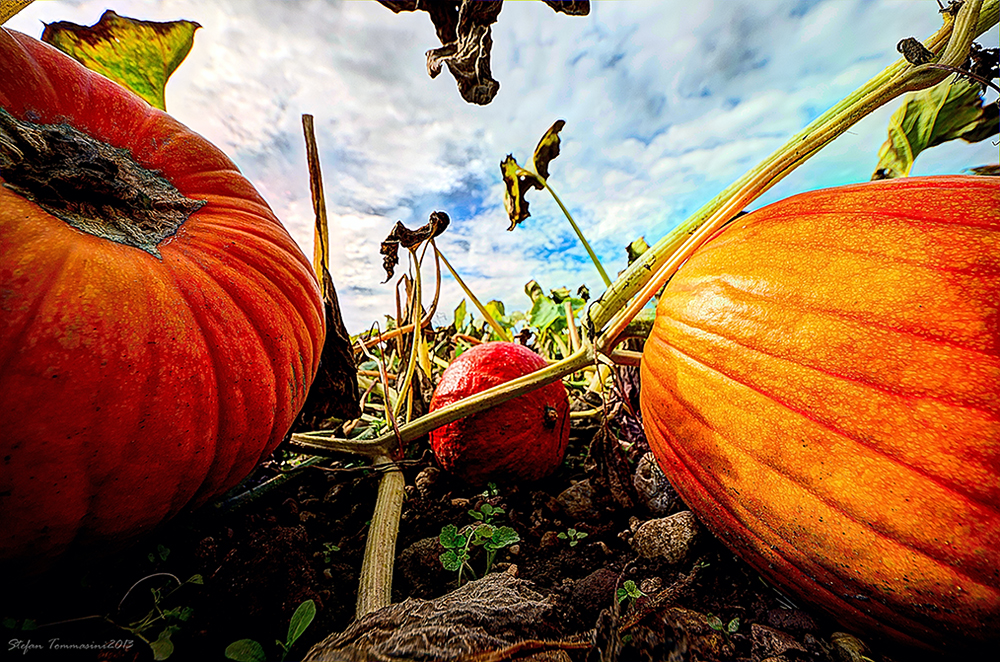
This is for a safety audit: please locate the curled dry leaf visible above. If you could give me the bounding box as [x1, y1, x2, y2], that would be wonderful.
[377, 1, 588, 105]
[41, 10, 200, 111]
[380, 210, 451, 282]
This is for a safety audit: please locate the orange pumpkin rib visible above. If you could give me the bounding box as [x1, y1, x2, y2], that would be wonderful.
[645, 337, 999, 581]
[655, 312, 999, 505]
[641, 407, 985, 649]
[659, 283, 1000, 411]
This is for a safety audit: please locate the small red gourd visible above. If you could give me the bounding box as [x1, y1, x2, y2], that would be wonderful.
[429, 342, 570, 485]
[0, 30, 324, 570]
[639, 175, 999, 654]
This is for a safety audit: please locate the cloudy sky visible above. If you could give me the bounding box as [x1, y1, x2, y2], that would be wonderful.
[8, 0, 999, 332]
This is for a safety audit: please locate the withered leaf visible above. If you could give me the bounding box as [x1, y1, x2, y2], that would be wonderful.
[542, 0, 590, 15]
[500, 154, 543, 230]
[377, 0, 588, 105]
[532, 119, 566, 181]
[41, 10, 199, 111]
[295, 268, 361, 429]
[380, 210, 451, 282]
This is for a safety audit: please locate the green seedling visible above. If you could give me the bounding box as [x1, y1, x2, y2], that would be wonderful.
[557, 528, 588, 547]
[468, 503, 503, 525]
[115, 573, 203, 661]
[439, 519, 520, 586]
[225, 599, 316, 662]
[706, 613, 740, 646]
[616, 579, 646, 607]
[320, 543, 340, 564]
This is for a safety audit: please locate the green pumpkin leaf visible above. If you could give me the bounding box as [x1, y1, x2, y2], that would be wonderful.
[439, 524, 462, 549]
[532, 119, 566, 180]
[224, 639, 267, 662]
[1, 1, 34, 25]
[528, 294, 561, 334]
[286, 600, 316, 648]
[500, 154, 544, 230]
[872, 75, 998, 179]
[41, 10, 200, 111]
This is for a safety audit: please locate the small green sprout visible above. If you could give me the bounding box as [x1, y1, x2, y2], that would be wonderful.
[616, 579, 646, 606]
[225, 599, 316, 662]
[468, 503, 504, 524]
[706, 613, 740, 645]
[557, 528, 588, 547]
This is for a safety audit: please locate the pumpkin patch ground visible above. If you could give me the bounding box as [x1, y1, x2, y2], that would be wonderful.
[3, 384, 874, 662]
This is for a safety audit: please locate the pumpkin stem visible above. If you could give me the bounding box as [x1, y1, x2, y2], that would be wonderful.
[0, 109, 204, 258]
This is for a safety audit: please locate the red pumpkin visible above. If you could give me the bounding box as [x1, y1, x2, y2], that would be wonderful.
[0, 30, 324, 570]
[430, 342, 570, 485]
[639, 175, 999, 654]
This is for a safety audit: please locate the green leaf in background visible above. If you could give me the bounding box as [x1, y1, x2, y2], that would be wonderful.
[224, 639, 267, 662]
[453, 299, 468, 332]
[1, 1, 34, 24]
[500, 154, 543, 230]
[486, 526, 520, 551]
[532, 119, 566, 180]
[285, 600, 316, 650]
[872, 75, 999, 179]
[41, 10, 200, 111]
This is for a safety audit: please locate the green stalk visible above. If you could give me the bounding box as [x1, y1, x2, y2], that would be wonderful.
[435, 243, 513, 342]
[541, 178, 613, 288]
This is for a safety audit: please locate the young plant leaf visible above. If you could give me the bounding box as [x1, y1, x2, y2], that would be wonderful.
[872, 76, 998, 179]
[224, 639, 268, 662]
[500, 155, 543, 230]
[486, 526, 520, 551]
[439, 524, 462, 549]
[439, 549, 465, 572]
[532, 119, 566, 180]
[41, 10, 200, 111]
[150, 626, 179, 661]
[286, 600, 316, 649]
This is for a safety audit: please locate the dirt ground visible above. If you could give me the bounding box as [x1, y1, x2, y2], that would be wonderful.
[1, 378, 928, 662]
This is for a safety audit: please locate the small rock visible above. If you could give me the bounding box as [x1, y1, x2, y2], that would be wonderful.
[450, 497, 470, 508]
[751, 623, 807, 660]
[540, 530, 561, 550]
[639, 577, 663, 595]
[414, 466, 441, 498]
[633, 453, 679, 515]
[554, 479, 596, 521]
[507, 544, 520, 556]
[631, 511, 700, 563]
[766, 608, 817, 636]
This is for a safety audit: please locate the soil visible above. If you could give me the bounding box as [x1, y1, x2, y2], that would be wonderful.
[1, 379, 915, 662]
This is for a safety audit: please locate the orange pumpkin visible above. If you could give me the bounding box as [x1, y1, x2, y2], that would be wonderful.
[639, 175, 999, 654]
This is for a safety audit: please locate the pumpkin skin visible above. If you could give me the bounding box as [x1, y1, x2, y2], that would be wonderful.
[0, 30, 325, 570]
[430, 342, 570, 486]
[639, 175, 999, 654]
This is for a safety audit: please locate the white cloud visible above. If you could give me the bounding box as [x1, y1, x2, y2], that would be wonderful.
[7, 0, 998, 331]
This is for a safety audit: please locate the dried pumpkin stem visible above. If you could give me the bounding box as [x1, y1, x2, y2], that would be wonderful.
[434, 242, 513, 342]
[540, 178, 613, 288]
[588, 0, 996, 349]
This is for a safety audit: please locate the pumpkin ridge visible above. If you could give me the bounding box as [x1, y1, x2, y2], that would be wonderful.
[689, 227, 1000, 278]
[646, 382, 999, 595]
[645, 427, 967, 649]
[650, 337, 999, 511]
[731, 205, 1000, 230]
[657, 310, 999, 413]
[0, 231, 73, 375]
